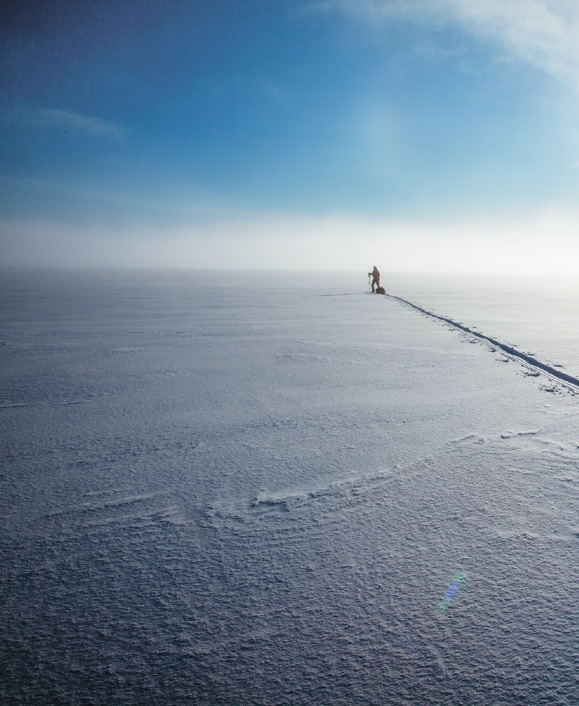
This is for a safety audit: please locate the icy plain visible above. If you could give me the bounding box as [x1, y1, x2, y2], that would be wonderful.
[1, 270, 578, 705]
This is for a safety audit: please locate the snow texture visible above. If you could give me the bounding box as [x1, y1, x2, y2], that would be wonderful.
[1, 270, 578, 705]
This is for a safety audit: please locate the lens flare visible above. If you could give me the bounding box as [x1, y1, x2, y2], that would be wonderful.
[436, 572, 467, 617]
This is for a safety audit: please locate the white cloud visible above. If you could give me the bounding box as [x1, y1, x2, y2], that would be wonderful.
[5, 106, 124, 139]
[312, 0, 579, 89]
[39, 108, 124, 138]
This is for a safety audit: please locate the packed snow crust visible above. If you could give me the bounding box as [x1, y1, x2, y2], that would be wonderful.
[1, 270, 578, 705]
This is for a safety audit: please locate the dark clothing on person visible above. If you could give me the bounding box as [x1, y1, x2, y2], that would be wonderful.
[369, 266, 380, 292]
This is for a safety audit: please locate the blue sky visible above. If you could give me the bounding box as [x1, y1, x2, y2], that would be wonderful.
[2, 0, 579, 272]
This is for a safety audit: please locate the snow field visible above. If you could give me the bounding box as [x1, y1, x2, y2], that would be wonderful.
[1, 270, 578, 705]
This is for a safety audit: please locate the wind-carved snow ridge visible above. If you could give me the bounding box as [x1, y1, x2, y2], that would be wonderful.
[390, 295, 579, 394]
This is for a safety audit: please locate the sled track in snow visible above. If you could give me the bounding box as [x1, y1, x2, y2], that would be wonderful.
[389, 295, 579, 395]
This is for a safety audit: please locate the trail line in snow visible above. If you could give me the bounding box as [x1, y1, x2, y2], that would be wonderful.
[389, 295, 579, 395]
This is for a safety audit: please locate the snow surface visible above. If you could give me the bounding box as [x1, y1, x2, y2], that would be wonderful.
[390, 273, 579, 380]
[1, 270, 578, 705]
